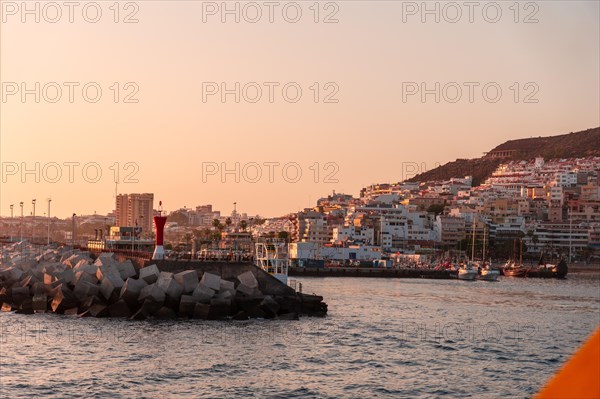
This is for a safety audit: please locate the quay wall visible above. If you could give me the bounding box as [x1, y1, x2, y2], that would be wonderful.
[290, 267, 455, 279]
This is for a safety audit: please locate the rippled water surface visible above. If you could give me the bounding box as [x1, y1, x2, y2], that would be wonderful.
[1, 275, 599, 398]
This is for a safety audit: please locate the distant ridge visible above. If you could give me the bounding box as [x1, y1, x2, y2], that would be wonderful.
[407, 127, 600, 185]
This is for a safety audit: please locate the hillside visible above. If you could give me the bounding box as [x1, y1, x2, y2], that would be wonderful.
[407, 127, 600, 185]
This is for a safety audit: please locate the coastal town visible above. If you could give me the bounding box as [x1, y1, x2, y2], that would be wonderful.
[2, 154, 599, 269]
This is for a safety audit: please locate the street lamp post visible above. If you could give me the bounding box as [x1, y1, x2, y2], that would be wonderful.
[9, 204, 14, 241]
[47, 198, 52, 245]
[19, 202, 24, 241]
[132, 220, 136, 254]
[72, 213, 76, 247]
[32, 199, 36, 243]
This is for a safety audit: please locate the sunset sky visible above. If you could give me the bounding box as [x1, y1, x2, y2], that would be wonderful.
[1, 1, 599, 218]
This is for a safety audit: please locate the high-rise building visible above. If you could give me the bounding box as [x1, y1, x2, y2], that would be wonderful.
[115, 193, 154, 234]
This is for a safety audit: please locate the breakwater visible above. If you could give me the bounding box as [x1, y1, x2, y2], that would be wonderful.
[0, 241, 327, 320]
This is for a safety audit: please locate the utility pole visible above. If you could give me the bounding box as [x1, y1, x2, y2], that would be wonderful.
[72, 213, 76, 247]
[9, 204, 14, 241]
[19, 202, 24, 241]
[32, 199, 36, 243]
[47, 198, 52, 245]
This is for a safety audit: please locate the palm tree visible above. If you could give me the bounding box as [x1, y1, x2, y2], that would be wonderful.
[212, 219, 220, 229]
[225, 217, 232, 229]
[240, 220, 248, 231]
[277, 231, 290, 242]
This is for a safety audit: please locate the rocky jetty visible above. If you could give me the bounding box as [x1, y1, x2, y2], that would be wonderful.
[0, 242, 327, 320]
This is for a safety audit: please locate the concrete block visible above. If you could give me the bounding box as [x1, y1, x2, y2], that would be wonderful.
[32, 294, 47, 312]
[51, 287, 79, 313]
[32, 282, 47, 296]
[94, 253, 116, 267]
[57, 269, 74, 284]
[157, 277, 183, 300]
[119, 278, 147, 305]
[200, 272, 221, 291]
[96, 264, 120, 282]
[74, 259, 92, 270]
[139, 264, 160, 284]
[209, 298, 231, 319]
[81, 295, 104, 309]
[236, 283, 261, 297]
[220, 279, 235, 292]
[3, 267, 23, 282]
[174, 270, 199, 293]
[79, 263, 98, 275]
[100, 275, 124, 301]
[74, 270, 97, 285]
[191, 283, 215, 304]
[108, 299, 131, 318]
[216, 290, 233, 301]
[247, 306, 266, 319]
[154, 306, 177, 320]
[43, 273, 55, 285]
[260, 296, 280, 318]
[232, 311, 249, 320]
[73, 281, 100, 301]
[11, 287, 30, 305]
[138, 283, 166, 304]
[192, 303, 210, 319]
[18, 274, 35, 288]
[178, 295, 198, 316]
[157, 271, 173, 281]
[88, 304, 109, 317]
[237, 271, 258, 289]
[140, 298, 162, 316]
[130, 307, 148, 320]
[64, 307, 79, 316]
[16, 298, 34, 314]
[117, 260, 136, 280]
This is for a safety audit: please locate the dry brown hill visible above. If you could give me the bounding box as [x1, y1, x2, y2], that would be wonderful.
[407, 127, 600, 185]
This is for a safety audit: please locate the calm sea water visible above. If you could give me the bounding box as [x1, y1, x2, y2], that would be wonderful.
[1, 274, 599, 398]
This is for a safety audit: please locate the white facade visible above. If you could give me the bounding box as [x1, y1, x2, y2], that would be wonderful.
[289, 242, 382, 261]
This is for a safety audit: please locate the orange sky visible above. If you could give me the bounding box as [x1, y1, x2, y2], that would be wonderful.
[1, 1, 599, 218]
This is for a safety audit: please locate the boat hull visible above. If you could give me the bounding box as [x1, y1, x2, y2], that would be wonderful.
[502, 268, 527, 277]
[457, 269, 478, 280]
[477, 270, 500, 281]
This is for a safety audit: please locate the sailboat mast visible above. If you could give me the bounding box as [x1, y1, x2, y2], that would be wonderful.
[471, 216, 476, 261]
[482, 225, 486, 261]
[519, 238, 523, 265]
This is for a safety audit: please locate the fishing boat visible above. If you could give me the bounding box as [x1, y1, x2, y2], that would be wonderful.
[531, 253, 569, 278]
[457, 262, 478, 280]
[503, 238, 527, 277]
[475, 224, 500, 281]
[478, 267, 500, 281]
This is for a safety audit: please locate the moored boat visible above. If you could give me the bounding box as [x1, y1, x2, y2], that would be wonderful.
[457, 262, 478, 280]
[477, 265, 500, 281]
[502, 261, 527, 277]
[532, 255, 569, 278]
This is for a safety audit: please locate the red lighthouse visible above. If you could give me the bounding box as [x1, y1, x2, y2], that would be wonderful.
[153, 201, 167, 260]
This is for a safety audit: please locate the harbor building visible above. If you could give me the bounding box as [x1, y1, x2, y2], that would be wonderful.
[115, 193, 154, 235]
